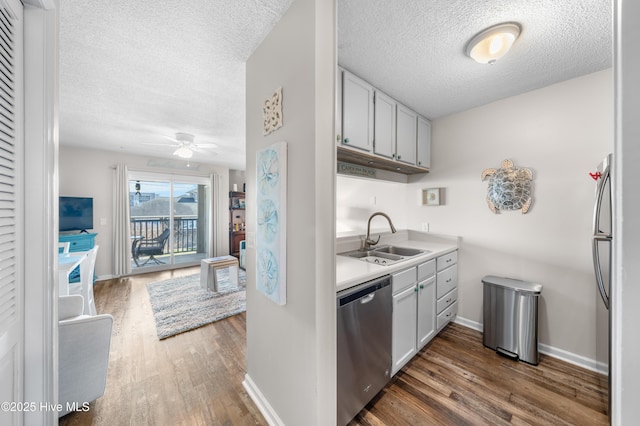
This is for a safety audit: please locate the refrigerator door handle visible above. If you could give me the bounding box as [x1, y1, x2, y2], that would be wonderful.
[592, 163, 610, 237]
[592, 238, 610, 310]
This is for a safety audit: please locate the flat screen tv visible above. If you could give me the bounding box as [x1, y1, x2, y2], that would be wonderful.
[59, 196, 93, 232]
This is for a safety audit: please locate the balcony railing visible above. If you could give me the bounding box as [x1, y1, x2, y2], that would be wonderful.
[130, 216, 198, 254]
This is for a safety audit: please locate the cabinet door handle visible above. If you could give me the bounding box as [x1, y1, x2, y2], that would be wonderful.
[418, 161, 422, 165]
[336, 134, 341, 141]
[392, 153, 396, 158]
[446, 278, 452, 283]
[446, 259, 452, 263]
[344, 138, 350, 144]
[398, 155, 402, 160]
[414, 287, 418, 293]
[419, 284, 424, 289]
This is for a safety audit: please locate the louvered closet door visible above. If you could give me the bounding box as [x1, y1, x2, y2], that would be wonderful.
[0, 1, 23, 425]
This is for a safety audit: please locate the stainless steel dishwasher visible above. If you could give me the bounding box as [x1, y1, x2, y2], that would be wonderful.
[337, 274, 392, 425]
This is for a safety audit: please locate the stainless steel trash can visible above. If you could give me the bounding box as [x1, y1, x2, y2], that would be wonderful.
[482, 275, 543, 365]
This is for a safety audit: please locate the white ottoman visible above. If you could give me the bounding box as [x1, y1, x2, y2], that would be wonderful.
[200, 255, 239, 292]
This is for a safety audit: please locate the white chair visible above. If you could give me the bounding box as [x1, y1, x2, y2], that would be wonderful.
[58, 241, 70, 253]
[58, 295, 113, 418]
[68, 245, 99, 315]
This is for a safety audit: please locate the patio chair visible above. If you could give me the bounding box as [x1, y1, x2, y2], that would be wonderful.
[131, 228, 170, 267]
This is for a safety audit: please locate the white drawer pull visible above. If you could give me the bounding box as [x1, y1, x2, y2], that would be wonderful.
[446, 278, 451, 283]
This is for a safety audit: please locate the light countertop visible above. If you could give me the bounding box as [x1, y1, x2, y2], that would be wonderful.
[336, 230, 460, 292]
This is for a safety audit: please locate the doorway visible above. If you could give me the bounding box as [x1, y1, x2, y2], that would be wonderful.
[128, 172, 212, 271]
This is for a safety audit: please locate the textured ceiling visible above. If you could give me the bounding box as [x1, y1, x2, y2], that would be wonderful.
[59, 0, 293, 170]
[60, 0, 612, 170]
[339, 0, 612, 119]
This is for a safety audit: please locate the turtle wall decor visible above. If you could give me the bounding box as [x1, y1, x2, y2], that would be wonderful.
[481, 159, 533, 214]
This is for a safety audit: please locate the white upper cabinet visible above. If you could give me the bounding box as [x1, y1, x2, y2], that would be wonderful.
[417, 115, 431, 169]
[337, 68, 432, 174]
[341, 70, 374, 152]
[396, 104, 418, 165]
[373, 91, 396, 159]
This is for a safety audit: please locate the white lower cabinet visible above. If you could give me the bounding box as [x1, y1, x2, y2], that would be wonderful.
[391, 251, 458, 375]
[436, 251, 459, 331]
[392, 258, 436, 375]
[417, 275, 436, 348]
[392, 284, 418, 373]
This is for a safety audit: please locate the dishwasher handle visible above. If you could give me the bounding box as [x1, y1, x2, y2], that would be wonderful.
[337, 275, 391, 308]
[360, 293, 375, 304]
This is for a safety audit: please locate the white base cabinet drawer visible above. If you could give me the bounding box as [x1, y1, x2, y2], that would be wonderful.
[437, 301, 458, 330]
[417, 259, 435, 281]
[437, 287, 458, 314]
[436, 264, 458, 298]
[392, 267, 416, 293]
[437, 251, 458, 271]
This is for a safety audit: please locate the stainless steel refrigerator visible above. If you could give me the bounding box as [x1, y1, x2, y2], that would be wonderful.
[591, 153, 612, 414]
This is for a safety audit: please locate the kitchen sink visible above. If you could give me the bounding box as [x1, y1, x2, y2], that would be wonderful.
[373, 245, 425, 257]
[339, 245, 429, 266]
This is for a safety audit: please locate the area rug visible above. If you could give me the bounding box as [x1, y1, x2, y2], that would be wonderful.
[147, 269, 246, 340]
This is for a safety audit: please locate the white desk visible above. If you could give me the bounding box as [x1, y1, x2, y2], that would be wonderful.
[59, 252, 87, 296]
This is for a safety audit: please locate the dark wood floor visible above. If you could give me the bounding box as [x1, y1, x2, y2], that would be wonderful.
[351, 324, 609, 426]
[60, 268, 608, 425]
[59, 266, 266, 426]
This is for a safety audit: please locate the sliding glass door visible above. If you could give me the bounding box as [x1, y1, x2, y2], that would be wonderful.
[129, 172, 211, 271]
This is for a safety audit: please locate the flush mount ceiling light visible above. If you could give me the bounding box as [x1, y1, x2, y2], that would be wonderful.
[465, 22, 521, 65]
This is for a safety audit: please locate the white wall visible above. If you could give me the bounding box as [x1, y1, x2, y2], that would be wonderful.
[59, 146, 230, 278]
[244, 0, 336, 424]
[336, 175, 408, 235]
[336, 69, 613, 362]
[229, 169, 245, 192]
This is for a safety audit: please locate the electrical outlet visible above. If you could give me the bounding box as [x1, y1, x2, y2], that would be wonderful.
[421, 223, 429, 232]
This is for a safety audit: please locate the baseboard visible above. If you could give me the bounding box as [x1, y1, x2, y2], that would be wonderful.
[95, 274, 114, 282]
[454, 316, 482, 332]
[242, 374, 284, 426]
[538, 343, 608, 375]
[453, 316, 608, 375]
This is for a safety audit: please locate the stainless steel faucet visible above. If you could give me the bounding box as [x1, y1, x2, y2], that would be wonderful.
[364, 212, 397, 250]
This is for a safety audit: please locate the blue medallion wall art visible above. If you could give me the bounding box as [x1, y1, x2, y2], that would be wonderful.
[256, 141, 287, 305]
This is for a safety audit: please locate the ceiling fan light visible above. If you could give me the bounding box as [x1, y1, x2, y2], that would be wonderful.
[174, 146, 193, 159]
[466, 23, 521, 64]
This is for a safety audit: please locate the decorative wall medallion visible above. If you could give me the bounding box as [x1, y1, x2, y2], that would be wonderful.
[481, 159, 533, 214]
[263, 87, 283, 135]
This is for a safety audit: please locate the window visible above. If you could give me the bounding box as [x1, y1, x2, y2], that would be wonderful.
[128, 172, 211, 270]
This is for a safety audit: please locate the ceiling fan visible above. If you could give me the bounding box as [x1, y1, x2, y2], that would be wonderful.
[150, 132, 218, 159]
